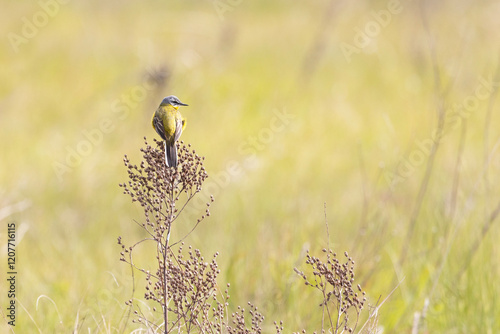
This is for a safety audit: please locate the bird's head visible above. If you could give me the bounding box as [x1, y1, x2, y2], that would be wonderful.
[160, 95, 188, 109]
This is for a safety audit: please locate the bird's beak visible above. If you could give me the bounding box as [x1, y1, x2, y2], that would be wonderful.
[179, 102, 188, 106]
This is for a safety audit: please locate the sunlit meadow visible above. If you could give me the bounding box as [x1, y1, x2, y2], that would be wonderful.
[1, 0, 500, 332]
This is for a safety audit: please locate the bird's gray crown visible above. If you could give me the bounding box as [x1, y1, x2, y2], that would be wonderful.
[160, 95, 188, 107]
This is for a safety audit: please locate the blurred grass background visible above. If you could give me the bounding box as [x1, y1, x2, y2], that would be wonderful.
[1, 0, 500, 332]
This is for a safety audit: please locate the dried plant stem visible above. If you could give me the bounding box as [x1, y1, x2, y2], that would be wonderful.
[458, 199, 500, 278]
[482, 56, 500, 189]
[399, 1, 446, 267]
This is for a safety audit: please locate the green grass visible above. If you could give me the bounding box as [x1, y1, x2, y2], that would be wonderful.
[1, 0, 500, 332]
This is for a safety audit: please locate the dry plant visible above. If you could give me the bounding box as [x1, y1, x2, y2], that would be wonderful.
[116, 138, 382, 334]
[294, 249, 377, 334]
[117, 138, 271, 333]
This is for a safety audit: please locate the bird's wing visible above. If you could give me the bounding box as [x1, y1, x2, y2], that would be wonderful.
[174, 118, 183, 142]
[153, 114, 167, 141]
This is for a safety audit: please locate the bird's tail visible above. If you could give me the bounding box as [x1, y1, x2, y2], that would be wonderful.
[164, 142, 178, 168]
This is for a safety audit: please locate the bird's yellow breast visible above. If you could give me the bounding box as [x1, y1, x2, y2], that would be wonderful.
[152, 105, 182, 142]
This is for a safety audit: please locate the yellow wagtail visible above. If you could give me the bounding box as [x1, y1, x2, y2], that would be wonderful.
[152, 95, 188, 167]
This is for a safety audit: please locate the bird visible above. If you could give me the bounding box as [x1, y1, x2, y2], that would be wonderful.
[151, 95, 188, 167]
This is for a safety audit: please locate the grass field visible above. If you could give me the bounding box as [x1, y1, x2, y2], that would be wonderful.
[1, 0, 500, 332]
